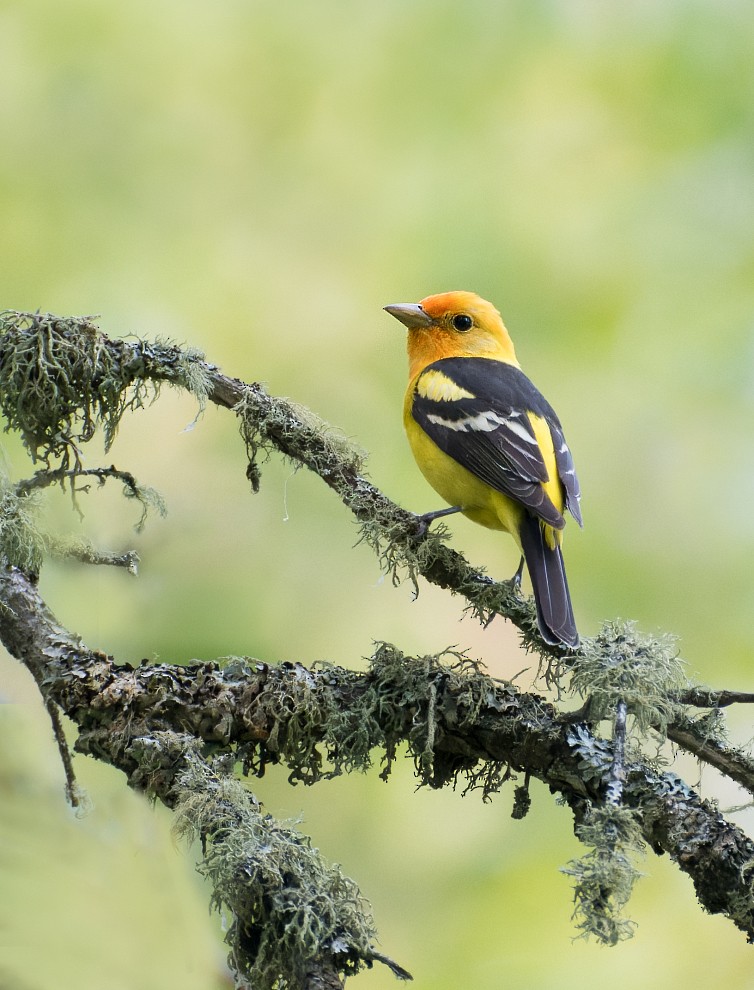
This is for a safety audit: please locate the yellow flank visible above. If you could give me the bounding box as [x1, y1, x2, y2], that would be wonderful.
[416, 369, 475, 403]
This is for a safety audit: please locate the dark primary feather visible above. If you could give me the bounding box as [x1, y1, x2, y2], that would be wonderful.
[411, 357, 581, 529]
[518, 512, 579, 647]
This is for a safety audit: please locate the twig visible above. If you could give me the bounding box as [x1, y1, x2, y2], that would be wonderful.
[676, 687, 754, 708]
[45, 699, 81, 808]
[60, 543, 140, 573]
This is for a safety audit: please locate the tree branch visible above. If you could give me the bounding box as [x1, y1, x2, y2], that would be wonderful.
[0, 564, 409, 985]
[2, 563, 754, 944]
[3, 311, 754, 982]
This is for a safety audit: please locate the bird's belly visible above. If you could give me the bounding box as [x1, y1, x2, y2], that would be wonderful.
[406, 426, 522, 535]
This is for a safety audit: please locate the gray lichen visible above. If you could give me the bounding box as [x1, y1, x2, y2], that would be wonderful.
[571, 619, 688, 736]
[172, 746, 382, 989]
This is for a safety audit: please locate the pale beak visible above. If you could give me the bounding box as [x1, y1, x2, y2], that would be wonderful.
[383, 302, 434, 329]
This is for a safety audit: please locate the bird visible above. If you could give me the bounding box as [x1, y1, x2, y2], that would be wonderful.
[384, 290, 582, 648]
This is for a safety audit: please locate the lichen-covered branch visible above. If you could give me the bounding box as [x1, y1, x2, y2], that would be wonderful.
[2, 563, 754, 945]
[0, 311, 209, 469]
[3, 309, 754, 972]
[0, 563, 408, 986]
[0, 310, 537, 640]
[213, 373, 537, 637]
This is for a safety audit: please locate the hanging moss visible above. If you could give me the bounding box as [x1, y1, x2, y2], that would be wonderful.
[0, 310, 211, 469]
[0, 481, 46, 572]
[561, 802, 645, 945]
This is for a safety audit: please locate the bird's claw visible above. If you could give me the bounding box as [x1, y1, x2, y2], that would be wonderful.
[411, 505, 463, 538]
[412, 514, 430, 539]
[471, 572, 494, 585]
[509, 556, 525, 591]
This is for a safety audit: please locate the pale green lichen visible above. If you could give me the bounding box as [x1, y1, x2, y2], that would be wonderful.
[233, 644, 514, 801]
[234, 388, 365, 494]
[0, 312, 214, 571]
[0, 310, 149, 466]
[561, 802, 645, 945]
[173, 750, 381, 989]
[0, 310, 211, 469]
[174, 344, 212, 409]
[0, 481, 46, 571]
[570, 619, 688, 736]
[357, 512, 452, 594]
[227, 643, 515, 798]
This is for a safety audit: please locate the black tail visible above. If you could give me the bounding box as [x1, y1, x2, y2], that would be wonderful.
[518, 513, 579, 648]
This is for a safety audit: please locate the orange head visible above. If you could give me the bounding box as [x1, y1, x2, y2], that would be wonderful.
[384, 291, 519, 380]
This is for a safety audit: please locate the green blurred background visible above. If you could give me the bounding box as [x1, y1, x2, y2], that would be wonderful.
[2, 0, 754, 987]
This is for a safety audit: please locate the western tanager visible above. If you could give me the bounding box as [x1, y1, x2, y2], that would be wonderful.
[385, 290, 582, 648]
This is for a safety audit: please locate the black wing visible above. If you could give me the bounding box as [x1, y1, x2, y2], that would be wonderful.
[411, 357, 582, 528]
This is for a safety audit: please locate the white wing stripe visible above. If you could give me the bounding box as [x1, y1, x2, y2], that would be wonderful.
[506, 418, 538, 443]
[426, 411, 498, 432]
[426, 410, 538, 441]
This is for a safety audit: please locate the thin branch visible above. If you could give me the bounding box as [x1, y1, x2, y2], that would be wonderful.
[16, 465, 140, 495]
[57, 542, 140, 573]
[45, 699, 81, 808]
[676, 687, 754, 708]
[667, 718, 754, 793]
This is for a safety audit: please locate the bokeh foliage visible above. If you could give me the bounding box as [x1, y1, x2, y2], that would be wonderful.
[2, 1, 754, 988]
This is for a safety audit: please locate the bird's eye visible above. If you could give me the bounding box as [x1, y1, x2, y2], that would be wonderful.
[452, 314, 473, 332]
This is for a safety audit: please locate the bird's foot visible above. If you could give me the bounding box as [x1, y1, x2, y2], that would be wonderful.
[412, 505, 463, 538]
[470, 572, 494, 585]
[509, 556, 525, 591]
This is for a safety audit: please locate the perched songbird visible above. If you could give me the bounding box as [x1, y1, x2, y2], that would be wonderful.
[385, 290, 582, 647]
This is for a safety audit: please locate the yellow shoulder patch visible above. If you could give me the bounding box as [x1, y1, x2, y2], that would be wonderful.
[416, 369, 475, 403]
